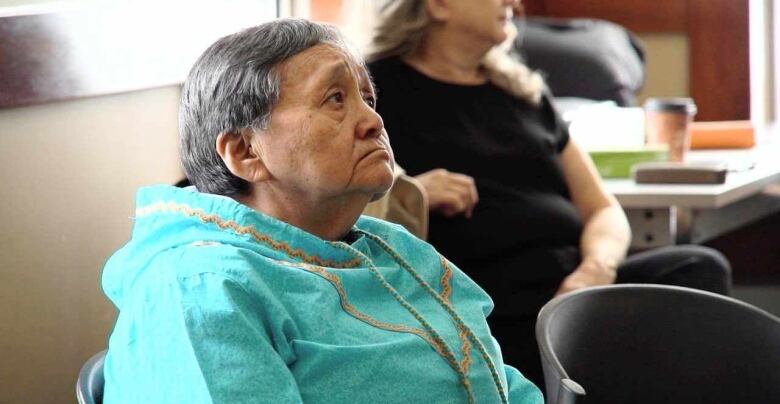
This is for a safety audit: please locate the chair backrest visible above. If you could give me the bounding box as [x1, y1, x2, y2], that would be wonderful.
[516, 17, 646, 106]
[363, 167, 429, 240]
[76, 350, 106, 404]
[536, 284, 780, 404]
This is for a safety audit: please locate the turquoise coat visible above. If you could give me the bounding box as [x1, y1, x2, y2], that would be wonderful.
[102, 185, 543, 404]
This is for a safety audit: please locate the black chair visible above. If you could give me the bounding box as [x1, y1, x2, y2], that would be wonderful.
[76, 350, 106, 404]
[536, 284, 780, 404]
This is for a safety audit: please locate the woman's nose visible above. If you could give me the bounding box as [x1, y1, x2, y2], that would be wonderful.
[356, 103, 383, 139]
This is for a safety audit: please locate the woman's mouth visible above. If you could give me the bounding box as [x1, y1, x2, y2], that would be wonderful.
[362, 148, 391, 162]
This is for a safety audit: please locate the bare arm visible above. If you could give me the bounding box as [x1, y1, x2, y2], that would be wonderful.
[556, 139, 631, 295]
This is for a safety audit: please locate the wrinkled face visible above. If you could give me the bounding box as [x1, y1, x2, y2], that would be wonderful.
[445, 0, 517, 45]
[252, 44, 394, 203]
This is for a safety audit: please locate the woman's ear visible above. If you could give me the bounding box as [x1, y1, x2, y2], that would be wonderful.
[425, 0, 452, 22]
[215, 129, 271, 184]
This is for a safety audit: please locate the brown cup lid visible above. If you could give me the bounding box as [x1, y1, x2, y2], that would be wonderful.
[644, 97, 698, 115]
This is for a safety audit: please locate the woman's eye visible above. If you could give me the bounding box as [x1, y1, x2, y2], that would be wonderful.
[328, 92, 344, 105]
[364, 95, 376, 109]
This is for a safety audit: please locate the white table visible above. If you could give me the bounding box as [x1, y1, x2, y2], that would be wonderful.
[603, 139, 780, 249]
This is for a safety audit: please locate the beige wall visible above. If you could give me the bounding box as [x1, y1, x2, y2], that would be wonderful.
[751, 0, 778, 127]
[636, 33, 690, 104]
[0, 87, 183, 403]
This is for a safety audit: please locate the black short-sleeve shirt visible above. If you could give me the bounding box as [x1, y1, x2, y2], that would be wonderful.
[369, 57, 583, 317]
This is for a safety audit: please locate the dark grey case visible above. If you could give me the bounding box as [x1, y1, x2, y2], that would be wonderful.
[632, 162, 728, 184]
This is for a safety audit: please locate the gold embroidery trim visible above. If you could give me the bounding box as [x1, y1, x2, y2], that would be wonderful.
[458, 326, 472, 374]
[135, 202, 361, 269]
[439, 255, 453, 303]
[277, 259, 448, 358]
[439, 255, 472, 376]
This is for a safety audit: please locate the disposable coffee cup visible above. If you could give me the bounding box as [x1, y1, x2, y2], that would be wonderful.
[644, 97, 697, 162]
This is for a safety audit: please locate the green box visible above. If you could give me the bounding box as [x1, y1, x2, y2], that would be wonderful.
[589, 148, 669, 178]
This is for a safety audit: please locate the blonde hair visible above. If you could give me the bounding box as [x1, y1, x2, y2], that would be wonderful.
[368, 0, 545, 106]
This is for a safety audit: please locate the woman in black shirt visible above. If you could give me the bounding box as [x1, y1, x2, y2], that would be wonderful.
[368, 0, 730, 387]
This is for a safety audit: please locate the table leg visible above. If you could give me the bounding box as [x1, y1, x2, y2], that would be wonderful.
[625, 207, 676, 250]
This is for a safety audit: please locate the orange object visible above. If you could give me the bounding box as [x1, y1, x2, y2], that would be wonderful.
[689, 121, 755, 149]
[310, 0, 344, 23]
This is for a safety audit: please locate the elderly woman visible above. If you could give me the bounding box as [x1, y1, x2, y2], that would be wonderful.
[367, 0, 731, 386]
[101, 19, 541, 404]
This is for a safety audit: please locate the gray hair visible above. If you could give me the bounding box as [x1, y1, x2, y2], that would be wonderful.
[369, 0, 544, 106]
[179, 18, 358, 197]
